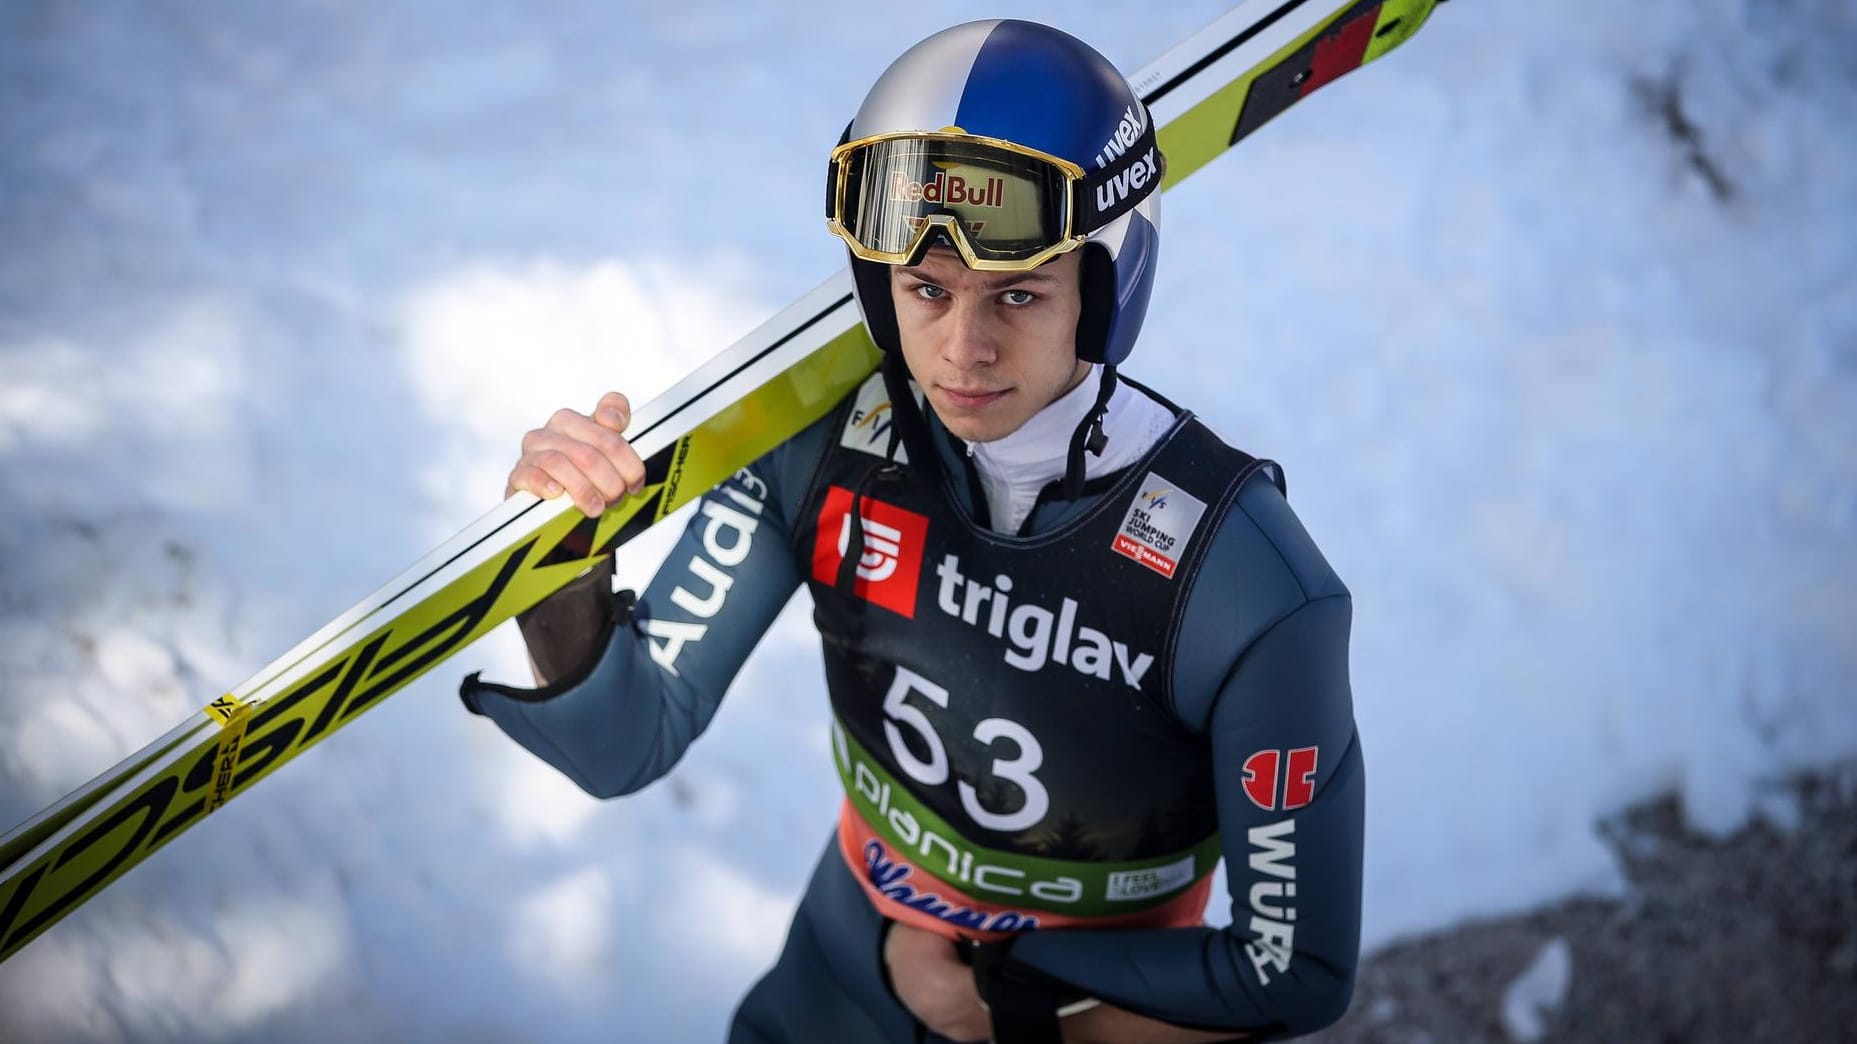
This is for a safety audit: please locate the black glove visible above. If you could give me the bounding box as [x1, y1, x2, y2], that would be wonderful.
[968, 938, 1091, 1044]
[459, 557, 631, 713]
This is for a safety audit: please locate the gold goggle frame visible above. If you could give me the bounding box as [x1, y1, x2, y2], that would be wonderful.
[826, 131, 1089, 273]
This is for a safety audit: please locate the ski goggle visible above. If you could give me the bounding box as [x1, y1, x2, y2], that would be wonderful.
[826, 127, 1162, 272]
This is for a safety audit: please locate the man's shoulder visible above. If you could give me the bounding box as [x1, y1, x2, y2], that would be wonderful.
[1166, 430, 1349, 729]
[1104, 377, 1346, 602]
[1165, 411, 1346, 609]
[1219, 469, 1347, 603]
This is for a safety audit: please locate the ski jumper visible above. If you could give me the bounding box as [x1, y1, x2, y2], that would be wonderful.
[462, 370, 1363, 1041]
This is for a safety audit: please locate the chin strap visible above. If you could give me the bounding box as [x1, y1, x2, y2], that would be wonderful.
[1062, 364, 1117, 500]
[881, 350, 942, 482]
[968, 938, 1077, 1044]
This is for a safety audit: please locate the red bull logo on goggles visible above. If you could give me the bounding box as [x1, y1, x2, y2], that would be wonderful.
[888, 170, 1007, 209]
[827, 120, 1163, 272]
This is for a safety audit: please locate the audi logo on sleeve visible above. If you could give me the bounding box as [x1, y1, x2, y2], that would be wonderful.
[812, 486, 930, 618]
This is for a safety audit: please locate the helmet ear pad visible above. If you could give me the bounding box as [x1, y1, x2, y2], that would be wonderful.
[1076, 242, 1115, 365]
[849, 253, 902, 356]
[1077, 206, 1159, 367]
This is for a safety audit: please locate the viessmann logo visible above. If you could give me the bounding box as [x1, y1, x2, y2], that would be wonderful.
[811, 486, 929, 617]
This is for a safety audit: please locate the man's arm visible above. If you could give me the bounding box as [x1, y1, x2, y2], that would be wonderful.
[460, 396, 833, 799]
[882, 919, 1243, 1043]
[1006, 482, 1365, 1040]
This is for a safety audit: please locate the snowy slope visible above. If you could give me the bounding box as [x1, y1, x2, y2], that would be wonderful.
[1, 1, 1852, 1041]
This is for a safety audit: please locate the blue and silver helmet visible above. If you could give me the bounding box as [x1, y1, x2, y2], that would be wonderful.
[830, 19, 1163, 367]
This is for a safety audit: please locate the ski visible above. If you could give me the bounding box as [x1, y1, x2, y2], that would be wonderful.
[0, 0, 1444, 964]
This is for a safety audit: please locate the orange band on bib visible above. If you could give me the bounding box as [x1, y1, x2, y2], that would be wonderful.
[834, 801, 1213, 942]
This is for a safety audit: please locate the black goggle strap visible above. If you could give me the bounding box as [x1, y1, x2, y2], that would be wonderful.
[880, 349, 943, 484]
[1070, 110, 1164, 236]
[827, 122, 854, 220]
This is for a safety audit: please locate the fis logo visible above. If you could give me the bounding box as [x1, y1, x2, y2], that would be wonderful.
[1112, 472, 1207, 579]
[812, 486, 929, 617]
[853, 402, 894, 446]
[1241, 747, 1319, 811]
[841, 375, 910, 462]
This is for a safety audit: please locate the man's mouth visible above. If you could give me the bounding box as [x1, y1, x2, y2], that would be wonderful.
[940, 386, 1008, 408]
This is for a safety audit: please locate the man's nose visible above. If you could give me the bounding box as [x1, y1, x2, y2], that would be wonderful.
[942, 299, 1000, 369]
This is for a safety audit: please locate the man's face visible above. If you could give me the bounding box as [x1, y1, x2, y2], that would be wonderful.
[890, 246, 1089, 444]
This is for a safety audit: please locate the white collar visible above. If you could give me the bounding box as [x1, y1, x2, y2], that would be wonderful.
[960, 366, 1174, 533]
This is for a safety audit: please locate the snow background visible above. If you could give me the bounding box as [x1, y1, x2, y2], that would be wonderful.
[1, 0, 1852, 1040]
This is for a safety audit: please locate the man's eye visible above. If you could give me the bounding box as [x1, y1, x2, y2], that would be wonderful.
[1002, 289, 1036, 306]
[914, 284, 947, 300]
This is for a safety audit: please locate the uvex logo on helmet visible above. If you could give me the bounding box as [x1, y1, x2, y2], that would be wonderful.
[1092, 103, 1160, 216]
[1094, 147, 1158, 215]
[888, 171, 1005, 208]
[1094, 103, 1148, 169]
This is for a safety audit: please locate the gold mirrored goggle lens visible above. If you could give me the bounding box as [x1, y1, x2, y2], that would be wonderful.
[831, 136, 1077, 269]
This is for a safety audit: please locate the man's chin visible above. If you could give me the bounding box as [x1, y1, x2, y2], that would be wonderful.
[932, 411, 1017, 445]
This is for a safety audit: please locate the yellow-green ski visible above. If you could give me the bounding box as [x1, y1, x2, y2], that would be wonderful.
[0, 0, 1443, 964]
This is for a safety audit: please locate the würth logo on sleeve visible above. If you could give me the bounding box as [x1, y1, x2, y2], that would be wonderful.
[1112, 473, 1207, 579]
[812, 486, 929, 618]
[1242, 747, 1319, 811]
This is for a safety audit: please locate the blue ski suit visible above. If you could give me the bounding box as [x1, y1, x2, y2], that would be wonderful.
[461, 371, 1363, 1041]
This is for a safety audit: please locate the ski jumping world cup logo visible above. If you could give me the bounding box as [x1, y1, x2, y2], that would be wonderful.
[1112, 473, 1206, 579]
